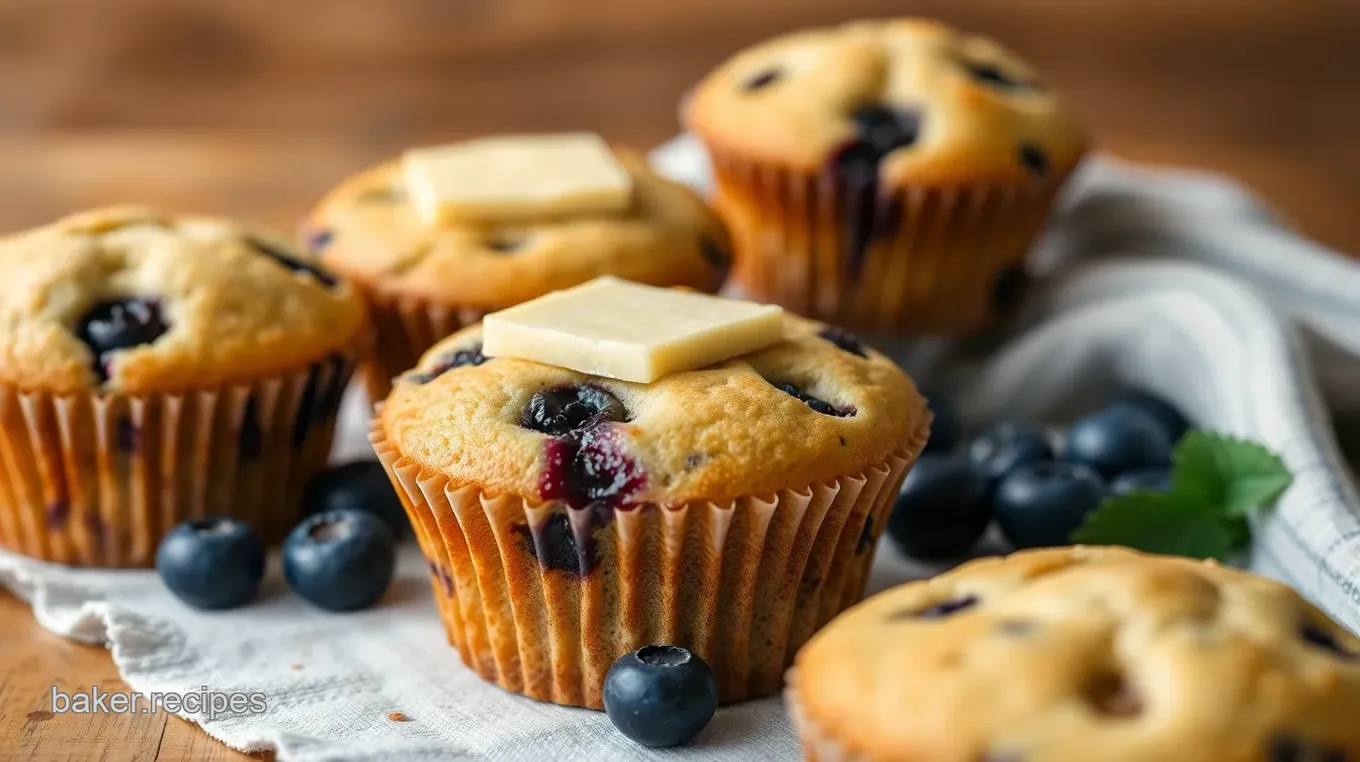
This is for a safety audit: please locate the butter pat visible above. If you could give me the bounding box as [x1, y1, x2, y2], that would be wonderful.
[402, 133, 633, 225]
[482, 277, 784, 383]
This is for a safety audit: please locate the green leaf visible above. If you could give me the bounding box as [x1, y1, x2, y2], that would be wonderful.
[1171, 430, 1292, 517]
[1071, 491, 1235, 560]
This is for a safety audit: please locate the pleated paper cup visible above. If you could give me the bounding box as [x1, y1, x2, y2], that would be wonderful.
[707, 145, 1077, 336]
[371, 414, 928, 709]
[0, 347, 362, 568]
[360, 291, 489, 401]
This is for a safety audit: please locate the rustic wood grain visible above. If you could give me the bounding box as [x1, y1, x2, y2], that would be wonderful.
[1, 0, 1358, 759]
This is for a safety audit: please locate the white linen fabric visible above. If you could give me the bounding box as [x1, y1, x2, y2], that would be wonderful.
[2, 134, 1357, 761]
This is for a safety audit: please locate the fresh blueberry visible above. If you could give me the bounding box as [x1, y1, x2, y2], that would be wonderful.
[521, 384, 628, 436]
[156, 518, 265, 610]
[302, 461, 410, 539]
[995, 462, 1106, 549]
[887, 454, 991, 560]
[969, 422, 1055, 490]
[76, 298, 169, 381]
[1065, 406, 1173, 480]
[1108, 466, 1173, 496]
[1108, 391, 1190, 445]
[283, 510, 396, 611]
[603, 645, 718, 748]
[776, 383, 854, 417]
[920, 388, 961, 454]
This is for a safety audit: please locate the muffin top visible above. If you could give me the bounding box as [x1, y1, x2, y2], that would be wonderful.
[303, 148, 730, 307]
[791, 546, 1360, 762]
[379, 315, 927, 507]
[685, 18, 1086, 184]
[0, 207, 368, 395]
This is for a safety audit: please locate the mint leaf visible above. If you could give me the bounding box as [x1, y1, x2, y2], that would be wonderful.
[1171, 431, 1292, 516]
[1071, 491, 1235, 560]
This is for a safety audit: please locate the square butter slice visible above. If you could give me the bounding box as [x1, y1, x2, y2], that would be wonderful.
[402, 133, 633, 225]
[482, 277, 784, 383]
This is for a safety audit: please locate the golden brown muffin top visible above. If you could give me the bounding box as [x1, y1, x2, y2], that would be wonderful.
[0, 206, 368, 395]
[302, 149, 730, 308]
[379, 315, 927, 507]
[791, 546, 1360, 762]
[685, 18, 1086, 184]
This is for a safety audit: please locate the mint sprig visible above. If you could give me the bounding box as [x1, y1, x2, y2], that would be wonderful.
[1070, 431, 1292, 560]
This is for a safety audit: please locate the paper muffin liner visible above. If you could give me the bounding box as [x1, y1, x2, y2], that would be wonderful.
[372, 413, 928, 709]
[0, 346, 363, 568]
[706, 146, 1076, 336]
[360, 291, 488, 401]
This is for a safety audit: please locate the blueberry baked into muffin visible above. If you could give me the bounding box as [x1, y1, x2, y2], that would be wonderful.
[301, 133, 731, 400]
[0, 207, 368, 567]
[685, 18, 1086, 335]
[789, 547, 1360, 762]
[371, 282, 930, 709]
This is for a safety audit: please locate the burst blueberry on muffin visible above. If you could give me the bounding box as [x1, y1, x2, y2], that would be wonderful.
[788, 546, 1360, 761]
[371, 278, 930, 709]
[0, 207, 368, 567]
[301, 133, 731, 400]
[685, 18, 1086, 335]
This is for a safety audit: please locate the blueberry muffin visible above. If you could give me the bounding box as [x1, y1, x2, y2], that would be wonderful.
[788, 547, 1360, 762]
[0, 207, 369, 567]
[371, 315, 930, 708]
[685, 18, 1086, 335]
[302, 142, 730, 400]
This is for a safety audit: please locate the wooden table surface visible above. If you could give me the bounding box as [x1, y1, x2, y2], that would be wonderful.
[3, 0, 1360, 760]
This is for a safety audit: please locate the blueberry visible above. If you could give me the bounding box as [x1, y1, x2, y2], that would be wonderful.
[1108, 391, 1190, 445]
[818, 326, 867, 358]
[1065, 406, 1173, 480]
[248, 237, 337, 288]
[538, 427, 645, 510]
[412, 343, 489, 384]
[829, 104, 922, 280]
[887, 454, 991, 560]
[969, 422, 1055, 489]
[776, 383, 854, 417]
[521, 384, 628, 436]
[302, 461, 410, 539]
[76, 298, 169, 381]
[962, 61, 1035, 91]
[283, 510, 396, 611]
[920, 388, 961, 454]
[1108, 466, 1173, 496]
[1301, 623, 1357, 661]
[995, 462, 1106, 549]
[851, 105, 921, 155]
[1017, 144, 1050, 178]
[156, 518, 265, 610]
[741, 67, 782, 92]
[603, 645, 718, 748]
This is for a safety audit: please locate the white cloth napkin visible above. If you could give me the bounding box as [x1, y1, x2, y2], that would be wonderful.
[3, 135, 1358, 761]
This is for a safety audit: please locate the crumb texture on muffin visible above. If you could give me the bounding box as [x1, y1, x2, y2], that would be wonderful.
[379, 314, 926, 506]
[685, 18, 1086, 183]
[0, 206, 368, 395]
[791, 546, 1360, 762]
[304, 149, 730, 307]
